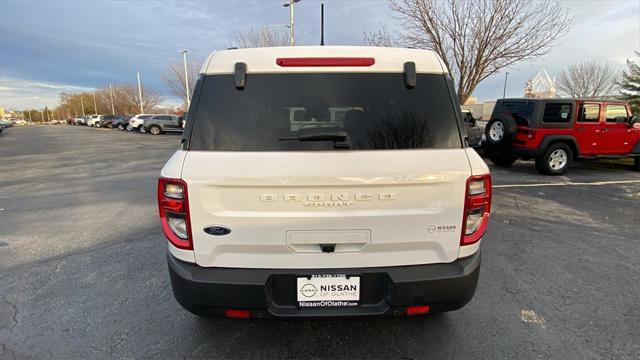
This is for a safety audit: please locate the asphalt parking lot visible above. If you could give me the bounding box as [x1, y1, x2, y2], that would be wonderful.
[1, 126, 639, 359]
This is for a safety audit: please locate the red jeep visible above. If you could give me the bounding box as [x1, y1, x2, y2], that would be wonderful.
[484, 98, 640, 175]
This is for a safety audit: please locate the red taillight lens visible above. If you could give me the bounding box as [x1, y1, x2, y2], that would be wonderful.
[225, 309, 251, 319]
[406, 305, 430, 316]
[275, 57, 375, 67]
[158, 177, 192, 250]
[461, 175, 492, 246]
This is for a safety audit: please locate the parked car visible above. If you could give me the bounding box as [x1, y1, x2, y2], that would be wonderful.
[86, 115, 103, 127]
[14, 119, 27, 126]
[159, 46, 491, 318]
[484, 98, 640, 174]
[97, 115, 122, 128]
[142, 114, 184, 135]
[112, 115, 131, 130]
[127, 114, 153, 132]
[0, 119, 14, 128]
[50, 120, 59, 125]
[461, 106, 485, 148]
[73, 117, 85, 125]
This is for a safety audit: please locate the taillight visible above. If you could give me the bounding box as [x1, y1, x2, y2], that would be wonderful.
[158, 177, 192, 250]
[461, 175, 491, 246]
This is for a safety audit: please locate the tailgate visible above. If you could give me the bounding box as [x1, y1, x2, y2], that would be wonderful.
[182, 149, 471, 269]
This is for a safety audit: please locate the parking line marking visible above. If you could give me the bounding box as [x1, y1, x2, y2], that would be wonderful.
[494, 180, 640, 188]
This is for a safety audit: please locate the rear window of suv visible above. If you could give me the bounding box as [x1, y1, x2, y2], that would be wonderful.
[188, 73, 462, 151]
[492, 101, 536, 126]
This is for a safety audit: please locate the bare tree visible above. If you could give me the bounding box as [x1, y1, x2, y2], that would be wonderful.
[234, 26, 289, 48]
[556, 61, 620, 98]
[366, 0, 572, 103]
[57, 84, 164, 116]
[161, 60, 199, 109]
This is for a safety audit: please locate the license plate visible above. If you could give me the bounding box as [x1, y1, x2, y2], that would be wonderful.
[297, 274, 360, 308]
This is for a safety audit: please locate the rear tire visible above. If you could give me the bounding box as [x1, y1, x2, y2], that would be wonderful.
[139, 126, 146, 134]
[126, 124, 133, 131]
[117, 124, 124, 130]
[633, 157, 640, 172]
[535, 143, 573, 175]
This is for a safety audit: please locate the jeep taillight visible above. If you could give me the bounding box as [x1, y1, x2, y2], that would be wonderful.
[158, 177, 192, 250]
[461, 175, 492, 246]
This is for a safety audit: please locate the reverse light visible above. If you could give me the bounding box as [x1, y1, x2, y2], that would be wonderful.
[461, 175, 492, 246]
[158, 177, 192, 250]
[275, 57, 375, 67]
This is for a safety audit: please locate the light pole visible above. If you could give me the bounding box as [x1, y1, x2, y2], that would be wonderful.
[137, 71, 144, 114]
[180, 50, 191, 108]
[109, 83, 115, 115]
[282, 0, 301, 46]
[502, 72, 509, 98]
[93, 92, 98, 115]
[80, 95, 85, 117]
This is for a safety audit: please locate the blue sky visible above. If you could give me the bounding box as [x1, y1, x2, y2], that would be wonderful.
[0, 0, 638, 110]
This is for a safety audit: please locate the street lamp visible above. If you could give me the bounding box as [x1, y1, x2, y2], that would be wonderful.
[109, 84, 115, 115]
[136, 71, 144, 114]
[502, 72, 509, 99]
[282, 0, 301, 46]
[180, 50, 191, 109]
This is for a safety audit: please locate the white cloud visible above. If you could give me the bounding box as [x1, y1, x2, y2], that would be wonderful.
[0, 77, 94, 109]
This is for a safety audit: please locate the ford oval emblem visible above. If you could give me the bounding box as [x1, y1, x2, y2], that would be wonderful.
[204, 226, 231, 236]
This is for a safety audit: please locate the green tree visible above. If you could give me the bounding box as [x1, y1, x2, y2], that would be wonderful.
[620, 51, 640, 114]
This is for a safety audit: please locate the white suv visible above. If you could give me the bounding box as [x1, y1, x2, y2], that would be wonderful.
[159, 46, 491, 318]
[87, 115, 103, 127]
[127, 114, 154, 132]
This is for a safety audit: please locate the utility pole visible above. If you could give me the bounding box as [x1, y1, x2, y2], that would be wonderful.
[137, 71, 144, 114]
[283, 0, 301, 46]
[503, 72, 509, 99]
[180, 50, 191, 108]
[80, 95, 85, 116]
[93, 92, 98, 115]
[28, 110, 32, 122]
[109, 83, 115, 115]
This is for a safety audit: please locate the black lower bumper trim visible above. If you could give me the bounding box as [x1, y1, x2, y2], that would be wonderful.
[168, 251, 481, 318]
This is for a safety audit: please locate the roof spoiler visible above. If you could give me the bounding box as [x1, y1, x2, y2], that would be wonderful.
[404, 61, 416, 89]
[235, 62, 247, 89]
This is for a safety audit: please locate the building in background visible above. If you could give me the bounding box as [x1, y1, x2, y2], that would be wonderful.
[524, 69, 556, 98]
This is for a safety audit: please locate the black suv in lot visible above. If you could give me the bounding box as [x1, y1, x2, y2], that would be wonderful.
[98, 115, 124, 128]
[142, 114, 183, 135]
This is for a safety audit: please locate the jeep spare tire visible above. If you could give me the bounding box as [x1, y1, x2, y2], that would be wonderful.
[485, 116, 517, 147]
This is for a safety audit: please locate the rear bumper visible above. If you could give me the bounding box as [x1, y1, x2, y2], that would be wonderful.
[168, 251, 481, 318]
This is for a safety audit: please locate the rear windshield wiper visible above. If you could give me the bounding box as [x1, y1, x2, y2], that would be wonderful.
[280, 130, 350, 149]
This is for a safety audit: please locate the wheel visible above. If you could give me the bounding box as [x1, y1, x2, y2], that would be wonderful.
[149, 125, 162, 135]
[489, 152, 518, 167]
[126, 124, 133, 131]
[485, 117, 517, 148]
[633, 157, 640, 172]
[117, 124, 124, 131]
[107, 123, 113, 129]
[535, 143, 573, 175]
[139, 126, 146, 134]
